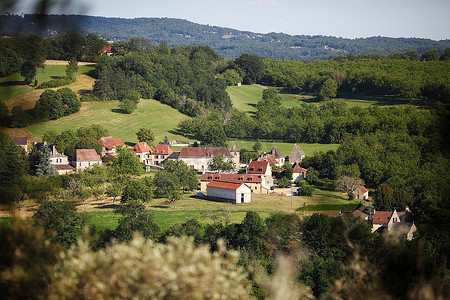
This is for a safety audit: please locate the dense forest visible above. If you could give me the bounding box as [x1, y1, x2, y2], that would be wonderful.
[1, 14, 450, 60]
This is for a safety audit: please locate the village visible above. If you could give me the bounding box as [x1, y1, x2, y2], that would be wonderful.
[11, 134, 417, 241]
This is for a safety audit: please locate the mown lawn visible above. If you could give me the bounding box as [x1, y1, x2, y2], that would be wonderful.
[227, 85, 263, 112]
[28, 99, 192, 145]
[227, 140, 339, 156]
[0, 65, 94, 102]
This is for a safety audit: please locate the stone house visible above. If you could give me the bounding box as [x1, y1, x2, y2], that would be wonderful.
[354, 186, 369, 200]
[131, 142, 152, 170]
[289, 144, 306, 164]
[34, 142, 74, 175]
[151, 144, 173, 166]
[73, 149, 102, 171]
[246, 160, 274, 190]
[258, 147, 284, 167]
[206, 180, 252, 204]
[98, 136, 125, 157]
[372, 209, 417, 240]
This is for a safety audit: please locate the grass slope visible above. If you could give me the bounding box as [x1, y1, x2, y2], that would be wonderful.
[28, 99, 192, 145]
[227, 140, 339, 156]
[0, 65, 94, 102]
[227, 84, 413, 114]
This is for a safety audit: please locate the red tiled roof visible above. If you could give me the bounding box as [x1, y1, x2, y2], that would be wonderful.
[201, 173, 262, 183]
[373, 211, 392, 225]
[179, 147, 231, 158]
[258, 154, 278, 166]
[99, 136, 124, 150]
[13, 136, 28, 145]
[358, 186, 368, 193]
[76, 149, 101, 162]
[207, 180, 245, 190]
[293, 163, 307, 173]
[271, 147, 283, 158]
[247, 161, 270, 174]
[132, 142, 152, 153]
[352, 210, 368, 219]
[101, 45, 112, 54]
[54, 164, 75, 171]
[153, 144, 173, 155]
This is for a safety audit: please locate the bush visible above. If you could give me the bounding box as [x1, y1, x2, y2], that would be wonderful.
[297, 181, 314, 196]
[38, 77, 74, 89]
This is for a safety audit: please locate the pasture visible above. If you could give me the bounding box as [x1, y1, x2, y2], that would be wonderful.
[0, 65, 94, 102]
[28, 99, 192, 145]
[227, 140, 339, 156]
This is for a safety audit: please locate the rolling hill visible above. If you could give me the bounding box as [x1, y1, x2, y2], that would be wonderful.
[2, 14, 449, 60]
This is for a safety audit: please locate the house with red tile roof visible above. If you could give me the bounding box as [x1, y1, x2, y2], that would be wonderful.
[98, 136, 125, 157]
[206, 180, 251, 203]
[372, 209, 417, 240]
[246, 160, 274, 191]
[151, 144, 173, 166]
[292, 163, 307, 183]
[200, 173, 269, 194]
[132, 142, 152, 169]
[73, 149, 102, 171]
[258, 147, 285, 167]
[170, 147, 235, 173]
[353, 186, 369, 200]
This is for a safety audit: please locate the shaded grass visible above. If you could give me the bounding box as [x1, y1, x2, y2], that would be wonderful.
[28, 99, 192, 145]
[227, 140, 339, 156]
[0, 65, 94, 102]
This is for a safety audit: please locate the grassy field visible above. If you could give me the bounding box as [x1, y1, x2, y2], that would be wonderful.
[227, 140, 339, 156]
[0, 65, 94, 102]
[86, 186, 357, 231]
[227, 84, 414, 113]
[28, 99, 192, 145]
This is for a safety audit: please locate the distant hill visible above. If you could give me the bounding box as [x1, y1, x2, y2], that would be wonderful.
[1, 14, 449, 60]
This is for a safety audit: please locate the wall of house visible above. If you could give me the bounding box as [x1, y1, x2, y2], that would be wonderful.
[51, 155, 69, 165]
[179, 157, 212, 173]
[207, 186, 237, 202]
[236, 185, 252, 203]
[76, 160, 101, 171]
[201, 181, 262, 193]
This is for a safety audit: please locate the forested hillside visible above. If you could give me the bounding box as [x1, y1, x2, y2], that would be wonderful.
[1, 14, 450, 60]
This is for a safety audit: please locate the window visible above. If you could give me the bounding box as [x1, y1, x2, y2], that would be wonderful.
[241, 194, 244, 202]
[249, 168, 254, 171]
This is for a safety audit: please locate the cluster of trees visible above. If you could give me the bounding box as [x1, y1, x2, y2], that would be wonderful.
[260, 56, 450, 101]
[3, 203, 446, 299]
[90, 43, 231, 116]
[179, 91, 437, 144]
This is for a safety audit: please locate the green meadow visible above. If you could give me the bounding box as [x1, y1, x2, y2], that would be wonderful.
[227, 140, 339, 156]
[0, 65, 94, 102]
[28, 99, 192, 145]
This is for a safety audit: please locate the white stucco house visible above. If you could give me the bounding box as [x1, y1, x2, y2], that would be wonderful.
[206, 180, 252, 204]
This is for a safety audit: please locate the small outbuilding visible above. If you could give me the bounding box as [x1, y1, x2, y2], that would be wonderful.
[206, 180, 252, 204]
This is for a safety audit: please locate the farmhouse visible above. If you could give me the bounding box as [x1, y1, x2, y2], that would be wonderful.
[151, 144, 173, 166]
[132, 142, 152, 170]
[13, 136, 28, 152]
[98, 136, 125, 157]
[372, 209, 417, 240]
[289, 144, 306, 164]
[172, 147, 236, 173]
[206, 180, 252, 204]
[33, 142, 74, 175]
[246, 160, 274, 190]
[354, 186, 369, 200]
[200, 173, 270, 194]
[292, 163, 307, 183]
[73, 149, 102, 171]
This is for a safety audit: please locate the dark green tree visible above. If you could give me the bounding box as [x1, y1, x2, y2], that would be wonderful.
[10, 106, 30, 128]
[58, 87, 80, 115]
[20, 61, 37, 85]
[136, 128, 155, 145]
[421, 49, 440, 61]
[65, 57, 78, 80]
[113, 149, 143, 175]
[33, 200, 89, 248]
[0, 133, 28, 184]
[200, 121, 227, 147]
[76, 137, 102, 156]
[237, 211, 267, 257]
[235, 54, 265, 84]
[208, 154, 235, 172]
[114, 200, 160, 242]
[153, 171, 182, 208]
[28, 144, 56, 176]
[121, 177, 153, 202]
[318, 78, 338, 101]
[34, 89, 65, 120]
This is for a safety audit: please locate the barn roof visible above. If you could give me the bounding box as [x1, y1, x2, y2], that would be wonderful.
[207, 180, 245, 190]
[201, 173, 262, 183]
[76, 149, 101, 161]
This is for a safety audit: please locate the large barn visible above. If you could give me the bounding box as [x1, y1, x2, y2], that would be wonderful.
[206, 180, 252, 204]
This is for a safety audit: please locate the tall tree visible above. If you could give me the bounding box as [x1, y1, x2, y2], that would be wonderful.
[20, 61, 37, 85]
[136, 128, 154, 145]
[208, 154, 235, 172]
[113, 148, 143, 175]
[65, 57, 78, 80]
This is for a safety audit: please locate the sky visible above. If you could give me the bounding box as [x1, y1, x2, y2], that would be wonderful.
[9, 0, 450, 40]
